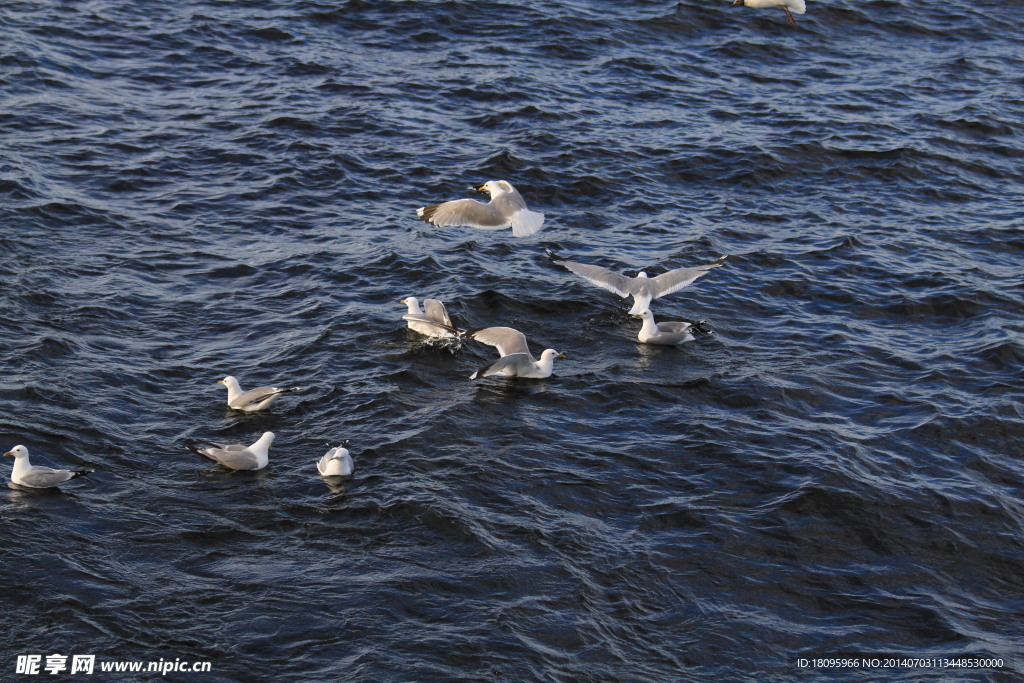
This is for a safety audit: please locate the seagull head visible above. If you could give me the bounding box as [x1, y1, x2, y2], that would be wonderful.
[632, 310, 655, 321]
[3, 445, 28, 458]
[473, 180, 514, 197]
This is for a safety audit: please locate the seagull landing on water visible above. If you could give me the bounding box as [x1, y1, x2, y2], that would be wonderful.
[632, 310, 712, 346]
[554, 255, 726, 315]
[416, 180, 544, 237]
[466, 326, 565, 379]
[400, 297, 458, 338]
[731, 0, 806, 26]
[218, 376, 301, 412]
[184, 432, 274, 471]
[3, 445, 93, 489]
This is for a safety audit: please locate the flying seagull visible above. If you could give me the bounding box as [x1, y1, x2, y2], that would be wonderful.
[554, 255, 726, 314]
[731, 0, 806, 26]
[416, 180, 544, 237]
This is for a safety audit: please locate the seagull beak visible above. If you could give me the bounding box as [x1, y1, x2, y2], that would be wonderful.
[730, 0, 743, 6]
[2, 451, 12, 457]
[216, 380, 224, 385]
[557, 353, 567, 359]
[473, 184, 487, 193]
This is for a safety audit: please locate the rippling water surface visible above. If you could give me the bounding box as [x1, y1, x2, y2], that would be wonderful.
[2, 0, 1023, 680]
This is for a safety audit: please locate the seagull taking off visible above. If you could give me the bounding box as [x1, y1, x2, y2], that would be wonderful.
[554, 255, 726, 315]
[416, 180, 544, 237]
[466, 326, 565, 379]
[401, 297, 458, 338]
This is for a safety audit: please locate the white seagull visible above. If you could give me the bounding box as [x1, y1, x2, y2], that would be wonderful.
[3, 445, 93, 489]
[317, 443, 354, 477]
[632, 310, 710, 346]
[218, 376, 301, 412]
[554, 255, 726, 315]
[731, 0, 806, 26]
[416, 180, 544, 237]
[466, 326, 565, 379]
[184, 432, 274, 471]
[400, 297, 457, 338]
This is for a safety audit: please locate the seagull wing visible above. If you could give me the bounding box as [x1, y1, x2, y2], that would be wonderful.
[18, 466, 87, 488]
[229, 387, 298, 409]
[470, 353, 534, 379]
[554, 260, 636, 298]
[656, 321, 694, 334]
[402, 314, 458, 335]
[649, 257, 726, 298]
[423, 299, 453, 327]
[416, 198, 509, 230]
[466, 327, 531, 357]
[210, 445, 260, 470]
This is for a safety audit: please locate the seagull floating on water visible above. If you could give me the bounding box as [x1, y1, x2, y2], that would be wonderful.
[184, 432, 274, 470]
[554, 255, 726, 315]
[731, 0, 806, 26]
[400, 297, 458, 338]
[3, 445, 93, 489]
[466, 326, 564, 379]
[218, 376, 301, 412]
[416, 180, 544, 237]
[317, 442, 354, 477]
[632, 310, 712, 346]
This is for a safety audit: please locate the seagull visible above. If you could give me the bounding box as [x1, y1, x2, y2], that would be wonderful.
[400, 297, 458, 338]
[3, 445, 93, 489]
[731, 0, 806, 26]
[218, 376, 301, 412]
[554, 255, 726, 315]
[317, 442, 354, 477]
[184, 432, 274, 470]
[632, 310, 711, 346]
[416, 180, 544, 237]
[466, 326, 565, 379]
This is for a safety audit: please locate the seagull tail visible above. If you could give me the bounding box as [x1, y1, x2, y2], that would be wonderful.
[510, 209, 544, 237]
[691, 320, 714, 335]
[69, 470, 93, 480]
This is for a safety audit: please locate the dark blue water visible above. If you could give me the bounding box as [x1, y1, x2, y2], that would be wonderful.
[2, 0, 1023, 680]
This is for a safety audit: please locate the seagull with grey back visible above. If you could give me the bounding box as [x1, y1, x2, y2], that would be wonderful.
[400, 297, 458, 338]
[416, 180, 544, 237]
[632, 310, 711, 346]
[554, 255, 726, 315]
[218, 376, 301, 412]
[184, 432, 274, 470]
[466, 326, 565, 379]
[3, 445, 93, 489]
